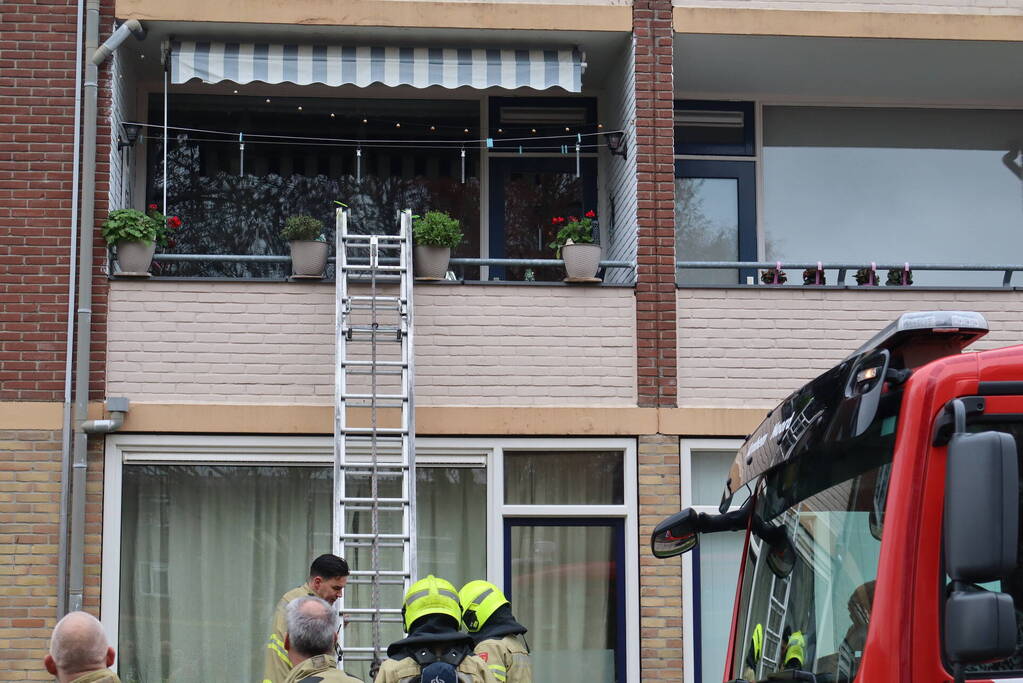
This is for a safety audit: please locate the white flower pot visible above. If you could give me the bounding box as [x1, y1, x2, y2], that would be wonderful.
[289, 240, 329, 277]
[414, 246, 451, 279]
[561, 243, 602, 280]
[115, 240, 156, 274]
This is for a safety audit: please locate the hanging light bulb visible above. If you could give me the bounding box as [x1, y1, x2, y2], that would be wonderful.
[362, 118, 368, 124]
[429, 125, 436, 132]
[530, 128, 537, 134]
[330, 113, 336, 118]
[597, 123, 604, 129]
[464, 128, 470, 134]
[233, 89, 238, 94]
[395, 122, 401, 128]
[297, 106, 303, 111]
[265, 98, 271, 103]
[497, 128, 503, 134]
[565, 127, 571, 132]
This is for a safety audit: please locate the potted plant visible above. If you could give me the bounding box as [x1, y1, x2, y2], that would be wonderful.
[282, 215, 328, 278]
[803, 263, 826, 286]
[760, 264, 787, 285]
[886, 264, 913, 286]
[101, 204, 181, 274]
[412, 211, 462, 279]
[854, 263, 879, 287]
[549, 210, 600, 280]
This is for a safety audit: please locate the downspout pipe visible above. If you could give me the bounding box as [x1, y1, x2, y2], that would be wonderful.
[83, 397, 130, 434]
[68, 7, 144, 613]
[57, 0, 86, 620]
[92, 20, 145, 66]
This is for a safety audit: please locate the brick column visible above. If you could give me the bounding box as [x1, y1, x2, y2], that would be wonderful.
[638, 434, 684, 679]
[634, 0, 676, 408]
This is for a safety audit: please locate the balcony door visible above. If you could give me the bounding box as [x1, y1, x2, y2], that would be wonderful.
[489, 157, 598, 281]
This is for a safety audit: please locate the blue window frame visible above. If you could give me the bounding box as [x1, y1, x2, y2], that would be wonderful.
[504, 517, 627, 683]
[674, 100, 755, 157]
[674, 159, 757, 284]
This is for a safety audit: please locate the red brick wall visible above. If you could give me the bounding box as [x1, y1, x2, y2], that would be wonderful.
[633, 0, 677, 408]
[0, 0, 111, 402]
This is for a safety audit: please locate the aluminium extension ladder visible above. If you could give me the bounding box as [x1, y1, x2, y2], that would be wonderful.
[333, 207, 418, 672]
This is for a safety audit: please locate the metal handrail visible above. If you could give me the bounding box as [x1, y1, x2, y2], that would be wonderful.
[150, 253, 635, 270]
[676, 261, 1023, 287]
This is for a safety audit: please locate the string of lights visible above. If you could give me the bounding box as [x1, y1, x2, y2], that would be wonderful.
[123, 120, 626, 147]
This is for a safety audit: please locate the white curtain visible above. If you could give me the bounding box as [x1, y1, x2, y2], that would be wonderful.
[511, 524, 616, 682]
[118, 464, 333, 682]
[119, 464, 486, 683]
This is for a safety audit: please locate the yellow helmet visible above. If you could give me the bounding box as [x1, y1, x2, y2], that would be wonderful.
[402, 575, 461, 632]
[458, 580, 509, 633]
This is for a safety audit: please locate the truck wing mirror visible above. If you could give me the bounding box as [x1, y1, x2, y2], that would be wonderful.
[944, 430, 1019, 581]
[945, 590, 1017, 665]
[651, 508, 700, 558]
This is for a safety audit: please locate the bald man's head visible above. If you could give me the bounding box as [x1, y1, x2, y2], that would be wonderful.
[285, 596, 337, 660]
[45, 612, 115, 681]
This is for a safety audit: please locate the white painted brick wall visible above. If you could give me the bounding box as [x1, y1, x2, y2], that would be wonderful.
[107, 282, 637, 406]
[604, 37, 639, 285]
[678, 288, 1023, 408]
[672, 0, 1023, 15]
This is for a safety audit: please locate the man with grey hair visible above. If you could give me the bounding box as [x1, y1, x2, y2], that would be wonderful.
[283, 596, 362, 683]
[44, 611, 119, 682]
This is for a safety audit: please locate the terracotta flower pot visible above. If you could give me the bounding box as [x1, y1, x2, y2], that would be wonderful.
[115, 240, 156, 274]
[289, 240, 329, 277]
[561, 243, 602, 280]
[414, 245, 450, 279]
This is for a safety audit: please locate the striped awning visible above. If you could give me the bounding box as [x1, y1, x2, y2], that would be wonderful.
[169, 41, 585, 92]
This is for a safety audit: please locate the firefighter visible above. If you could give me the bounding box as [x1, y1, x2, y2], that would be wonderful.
[282, 596, 362, 683]
[264, 554, 350, 683]
[374, 575, 496, 683]
[458, 581, 532, 683]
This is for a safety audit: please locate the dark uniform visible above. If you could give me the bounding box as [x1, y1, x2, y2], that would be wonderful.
[283, 653, 362, 683]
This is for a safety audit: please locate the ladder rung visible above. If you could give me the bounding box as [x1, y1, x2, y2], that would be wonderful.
[343, 505, 407, 512]
[340, 532, 409, 540]
[341, 540, 406, 548]
[342, 427, 409, 435]
[344, 614, 405, 621]
[347, 577, 408, 586]
[340, 466, 408, 474]
[350, 569, 409, 577]
[343, 264, 406, 272]
[344, 369, 406, 376]
[341, 393, 408, 401]
[347, 295, 403, 303]
[341, 233, 405, 242]
[342, 359, 407, 367]
[341, 607, 403, 614]
[342, 401, 406, 409]
[345, 325, 403, 333]
[342, 497, 409, 504]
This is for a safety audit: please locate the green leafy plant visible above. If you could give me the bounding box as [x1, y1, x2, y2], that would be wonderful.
[761, 267, 787, 285]
[281, 215, 325, 241]
[412, 211, 462, 248]
[101, 204, 181, 249]
[548, 210, 596, 258]
[854, 266, 878, 286]
[886, 267, 913, 286]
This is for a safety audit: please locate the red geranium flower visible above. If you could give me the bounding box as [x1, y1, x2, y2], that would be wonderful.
[569, 216, 578, 223]
[167, 215, 182, 229]
[148, 203, 158, 211]
[585, 210, 596, 218]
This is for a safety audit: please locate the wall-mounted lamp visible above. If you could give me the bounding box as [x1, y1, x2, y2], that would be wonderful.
[117, 122, 143, 150]
[604, 131, 626, 158]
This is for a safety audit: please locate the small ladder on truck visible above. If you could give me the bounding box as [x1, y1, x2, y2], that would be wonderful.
[333, 207, 417, 674]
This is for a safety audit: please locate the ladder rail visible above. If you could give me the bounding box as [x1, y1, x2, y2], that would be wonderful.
[334, 207, 416, 675]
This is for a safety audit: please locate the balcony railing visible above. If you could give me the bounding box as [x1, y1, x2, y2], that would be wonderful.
[676, 261, 1023, 288]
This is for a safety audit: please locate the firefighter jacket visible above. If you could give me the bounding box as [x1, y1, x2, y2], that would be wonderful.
[283, 653, 362, 683]
[264, 584, 315, 683]
[374, 653, 496, 683]
[70, 671, 120, 683]
[474, 634, 531, 683]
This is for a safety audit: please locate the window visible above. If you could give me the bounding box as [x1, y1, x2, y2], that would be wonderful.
[763, 106, 1023, 286]
[103, 436, 638, 682]
[674, 101, 757, 285]
[681, 439, 747, 683]
[146, 95, 481, 278]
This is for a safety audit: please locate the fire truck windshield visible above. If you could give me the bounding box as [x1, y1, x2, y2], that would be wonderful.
[729, 399, 897, 683]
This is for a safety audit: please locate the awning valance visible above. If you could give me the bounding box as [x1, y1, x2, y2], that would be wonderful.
[169, 41, 585, 92]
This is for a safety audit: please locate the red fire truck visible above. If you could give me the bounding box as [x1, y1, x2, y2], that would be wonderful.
[652, 311, 1023, 683]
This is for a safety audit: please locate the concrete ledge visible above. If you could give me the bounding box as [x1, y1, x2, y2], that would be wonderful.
[116, 0, 633, 31]
[674, 6, 1023, 41]
[0, 402, 104, 430]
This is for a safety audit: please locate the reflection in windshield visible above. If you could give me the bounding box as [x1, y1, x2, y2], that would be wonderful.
[732, 443, 893, 682]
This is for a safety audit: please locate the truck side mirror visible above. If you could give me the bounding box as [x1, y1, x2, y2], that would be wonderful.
[945, 590, 1017, 664]
[651, 508, 699, 558]
[944, 431, 1019, 581]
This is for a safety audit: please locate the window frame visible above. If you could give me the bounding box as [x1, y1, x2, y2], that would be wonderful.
[680, 438, 746, 683]
[102, 434, 638, 681]
[674, 99, 755, 157]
